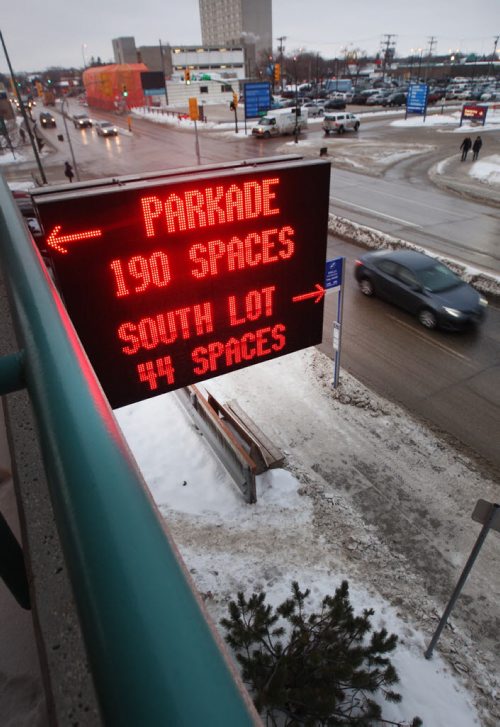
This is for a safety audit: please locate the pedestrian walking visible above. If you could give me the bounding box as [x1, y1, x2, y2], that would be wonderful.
[64, 161, 74, 183]
[472, 136, 483, 161]
[19, 127, 26, 144]
[460, 136, 472, 162]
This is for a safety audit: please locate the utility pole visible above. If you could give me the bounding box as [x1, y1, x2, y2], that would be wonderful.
[0, 30, 47, 184]
[487, 35, 499, 78]
[425, 36, 437, 81]
[159, 39, 169, 106]
[380, 34, 397, 84]
[276, 35, 286, 93]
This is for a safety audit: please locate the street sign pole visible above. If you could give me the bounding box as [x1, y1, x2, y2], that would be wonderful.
[333, 257, 345, 388]
[425, 501, 500, 659]
[193, 120, 201, 165]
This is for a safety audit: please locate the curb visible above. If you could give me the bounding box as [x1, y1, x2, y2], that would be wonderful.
[328, 213, 500, 300]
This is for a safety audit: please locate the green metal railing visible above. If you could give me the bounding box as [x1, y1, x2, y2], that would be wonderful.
[0, 176, 259, 726]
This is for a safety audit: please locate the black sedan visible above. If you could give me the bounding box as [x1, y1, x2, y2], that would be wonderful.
[354, 249, 487, 330]
[323, 98, 346, 110]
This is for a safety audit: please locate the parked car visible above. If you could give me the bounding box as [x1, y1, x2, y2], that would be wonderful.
[301, 101, 324, 117]
[73, 113, 92, 129]
[323, 112, 360, 135]
[480, 90, 499, 101]
[11, 190, 43, 243]
[350, 89, 378, 105]
[427, 89, 446, 104]
[354, 249, 487, 330]
[365, 91, 392, 106]
[323, 98, 346, 111]
[39, 111, 56, 128]
[95, 121, 119, 137]
[382, 92, 407, 107]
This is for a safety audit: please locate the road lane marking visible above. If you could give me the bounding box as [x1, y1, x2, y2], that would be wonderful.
[388, 315, 474, 364]
[329, 197, 423, 229]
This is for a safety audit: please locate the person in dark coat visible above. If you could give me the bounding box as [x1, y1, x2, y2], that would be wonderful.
[64, 161, 74, 183]
[472, 136, 483, 161]
[460, 136, 472, 161]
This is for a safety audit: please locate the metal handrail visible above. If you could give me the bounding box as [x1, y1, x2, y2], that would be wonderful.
[0, 176, 259, 726]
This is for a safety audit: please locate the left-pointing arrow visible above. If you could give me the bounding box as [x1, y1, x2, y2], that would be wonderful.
[46, 225, 103, 254]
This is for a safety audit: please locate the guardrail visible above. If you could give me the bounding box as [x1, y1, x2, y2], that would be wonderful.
[0, 176, 259, 726]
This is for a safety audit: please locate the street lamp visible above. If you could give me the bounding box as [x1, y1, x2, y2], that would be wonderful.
[409, 48, 415, 81]
[417, 48, 423, 82]
[60, 97, 80, 182]
[293, 55, 299, 143]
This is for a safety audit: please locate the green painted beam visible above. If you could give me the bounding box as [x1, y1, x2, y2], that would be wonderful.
[0, 351, 25, 395]
[0, 177, 259, 726]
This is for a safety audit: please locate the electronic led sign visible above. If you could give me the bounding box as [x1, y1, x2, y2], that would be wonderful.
[33, 160, 330, 409]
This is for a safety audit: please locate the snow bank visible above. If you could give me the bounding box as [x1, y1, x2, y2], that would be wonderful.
[328, 213, 500, 297]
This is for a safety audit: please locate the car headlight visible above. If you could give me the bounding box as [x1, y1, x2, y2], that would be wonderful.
[479, 297, 488, 307]
[443, 307, 463, 318]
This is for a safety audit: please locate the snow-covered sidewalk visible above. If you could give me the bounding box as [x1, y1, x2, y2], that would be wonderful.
[116, 347, 500, 727]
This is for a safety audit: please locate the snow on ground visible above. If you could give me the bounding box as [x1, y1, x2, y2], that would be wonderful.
[0, 151, 26, 165]
[391, 108, 500, 134]
[115, 347, 499, 727]
[468, 154, 500, 185]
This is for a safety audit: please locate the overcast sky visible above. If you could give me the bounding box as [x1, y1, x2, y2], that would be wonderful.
[0, 0, 498, 73]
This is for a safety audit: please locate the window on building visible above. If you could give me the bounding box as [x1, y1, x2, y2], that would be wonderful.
[200, 86, 209, 93]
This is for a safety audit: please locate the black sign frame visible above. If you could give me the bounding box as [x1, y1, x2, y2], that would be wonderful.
[33, 159, 331, 409]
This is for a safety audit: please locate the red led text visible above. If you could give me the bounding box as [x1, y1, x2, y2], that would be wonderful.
[189, 225, 294, 278]
[191, 323, 286, 376]
[229, 286, 275, 326]
[141, 177, 280, 237]
[137, 356, 175, 391]
[118, 302, 214, 355]
[110, 252, 171, 298]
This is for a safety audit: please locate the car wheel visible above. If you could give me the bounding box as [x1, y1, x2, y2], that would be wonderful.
[263, 131, 270, 139]
[337, 126, 345, 135]
[417, 308, 438, 329]
[354, 122, 360, 131]
[324, 130, 330, 135]
[359, 278, 374, 296]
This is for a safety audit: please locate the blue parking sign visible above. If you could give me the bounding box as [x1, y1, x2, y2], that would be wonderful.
[325, 257, 343, 289]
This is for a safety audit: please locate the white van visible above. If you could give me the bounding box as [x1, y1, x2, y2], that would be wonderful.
[252, 108, 308, 138]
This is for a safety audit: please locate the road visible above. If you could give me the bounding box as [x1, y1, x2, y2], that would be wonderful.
[8, 101, 500, 470]
[329, 168, 500, 272]
[320, 237, 500, 471]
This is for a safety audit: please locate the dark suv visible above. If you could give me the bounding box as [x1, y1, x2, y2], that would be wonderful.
[40, 112, 56, 128]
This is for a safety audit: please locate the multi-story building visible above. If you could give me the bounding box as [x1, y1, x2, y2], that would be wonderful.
[112, 37, 137, 65]
[199, 0, 272, 60]
[112, 37, 245, 80]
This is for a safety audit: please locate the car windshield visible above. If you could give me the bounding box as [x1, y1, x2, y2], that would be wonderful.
[75, 115, 87, 119]
[414, 262, 461, 292]
[260, 118, 274, 126]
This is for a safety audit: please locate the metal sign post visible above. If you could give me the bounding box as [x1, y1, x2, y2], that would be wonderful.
[425, 500, 500, 659]
[324, 257, 345, 388]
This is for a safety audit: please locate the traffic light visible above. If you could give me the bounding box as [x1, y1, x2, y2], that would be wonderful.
[185, 68, 191, 84]
[230, 101, 235, 111]
[232, 92, 238, 107]
[122, 84, 128, 97]
[274, 64, 281, 83]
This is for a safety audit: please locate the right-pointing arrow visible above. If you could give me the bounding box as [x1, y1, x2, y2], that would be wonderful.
[292, 284, 325, 304]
